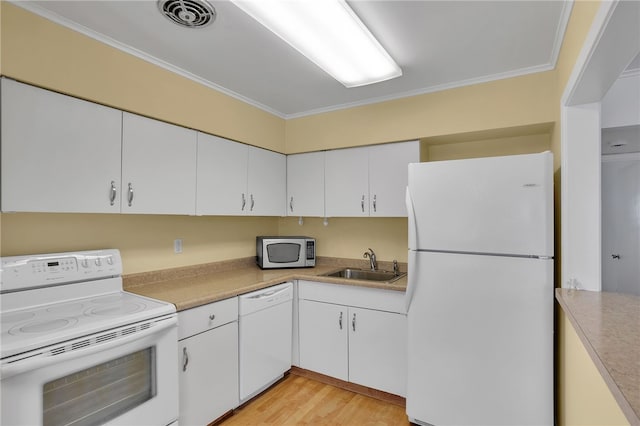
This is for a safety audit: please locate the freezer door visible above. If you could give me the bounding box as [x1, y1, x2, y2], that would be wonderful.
[406, 251, 553, 426]
[407, 152, 553, 257]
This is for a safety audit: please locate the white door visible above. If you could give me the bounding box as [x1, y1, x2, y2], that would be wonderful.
[406, 251, 553, 426]
[247, 147, 286, 216]
[601, 154, 640, 295]
[407, 152, 553, 256]
[196, 133, 249, 215]
[122, 113, 197, 215]
[369, 141, 419, 217]
[325, 147, 369, 217]
[298, 300, 348, 381]
[287, 152, 325, 217]
[1, 79, 122, 213]
[179, 322, 238, 426]
[348, 307, 407, 396]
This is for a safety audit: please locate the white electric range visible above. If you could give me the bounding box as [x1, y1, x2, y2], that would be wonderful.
[1, 249, 178, 426]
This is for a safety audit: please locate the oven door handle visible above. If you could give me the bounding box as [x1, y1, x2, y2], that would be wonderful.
[1, 315, 177, 379]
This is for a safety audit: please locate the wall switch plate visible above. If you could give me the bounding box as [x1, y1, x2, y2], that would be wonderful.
[174, 238, 183, 254]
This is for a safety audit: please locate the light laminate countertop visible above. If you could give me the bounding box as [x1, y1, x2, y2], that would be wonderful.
[556, 288, 640, 425]
[124, 257, 407, 312]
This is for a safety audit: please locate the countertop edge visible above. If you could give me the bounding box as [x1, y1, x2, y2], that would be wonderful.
[555, 288, 640, 426]
[124, 258, 406, 312]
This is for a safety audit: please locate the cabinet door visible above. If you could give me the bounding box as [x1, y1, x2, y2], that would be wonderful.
[298, 300, 348, 381]
[369, 141, 419, 217]
[325, 147, 369, 217]
[247, 146, 286, 216]
[122, 113, 197, 214]
[196, 133, 249, 215]
[1, 79, 122, 213]
[286, 152, 325, 217]
[348, 307, 407, 396]
[179, 322, 239, 426]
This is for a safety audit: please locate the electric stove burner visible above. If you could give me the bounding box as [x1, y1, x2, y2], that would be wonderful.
[2, 311, 35, 323]
[9, 317, 78, 335]
[46, 303, 85, 315]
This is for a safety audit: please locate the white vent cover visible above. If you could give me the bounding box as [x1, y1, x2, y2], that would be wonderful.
[158, 0, 216, 28]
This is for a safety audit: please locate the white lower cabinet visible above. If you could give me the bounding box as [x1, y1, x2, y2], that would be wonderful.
[298, 281, 407, 396]
[178, 298, 239, 426]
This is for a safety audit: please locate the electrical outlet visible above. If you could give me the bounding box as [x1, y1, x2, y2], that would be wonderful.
[174, 238, 183, 254]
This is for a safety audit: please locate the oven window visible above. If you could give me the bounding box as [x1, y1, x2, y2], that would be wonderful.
[43, 347, 156, 426]
[267, 243, 301, 263]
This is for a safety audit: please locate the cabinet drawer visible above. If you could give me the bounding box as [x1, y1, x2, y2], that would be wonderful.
[178, 297, 238, 340]
[298, 281, 405, 314]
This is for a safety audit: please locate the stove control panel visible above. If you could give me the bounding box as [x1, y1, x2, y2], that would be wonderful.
[0, 249, 122, 293]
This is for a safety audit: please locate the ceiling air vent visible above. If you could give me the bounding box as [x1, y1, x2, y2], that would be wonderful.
[158, 0, 216, 29]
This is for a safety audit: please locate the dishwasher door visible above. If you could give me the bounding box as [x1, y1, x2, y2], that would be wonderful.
[238, 282, 293, 402]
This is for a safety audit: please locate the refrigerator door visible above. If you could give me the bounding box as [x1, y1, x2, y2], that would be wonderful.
[406, 251, 553, 426]
[407, 152, 553, 257]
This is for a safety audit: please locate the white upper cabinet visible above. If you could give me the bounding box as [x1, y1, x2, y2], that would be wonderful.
[197, 133, 249, 215]
[325, 141, 419, 217]
[325, 147, 370, 217]
[369, 141, 420, 217]
[197, 133, 285, 216]
[121, 112, 197, 215]
[286, 152, 325, 217]
[247, 146, 286, 216]
[1, 79, 122, 213]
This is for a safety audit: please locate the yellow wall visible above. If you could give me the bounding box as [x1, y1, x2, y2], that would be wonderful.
[285, 71, 557, 154]
[557, 309, 629, 426]
[0, 214, 278, 275]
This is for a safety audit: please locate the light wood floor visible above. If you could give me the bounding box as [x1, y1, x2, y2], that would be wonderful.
[220, 374, 410, 425]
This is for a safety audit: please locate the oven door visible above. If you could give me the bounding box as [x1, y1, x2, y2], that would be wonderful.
[1, 315, 178, 426]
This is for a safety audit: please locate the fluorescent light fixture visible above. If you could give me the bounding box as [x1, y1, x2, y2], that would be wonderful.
[231, 0, 402, 87]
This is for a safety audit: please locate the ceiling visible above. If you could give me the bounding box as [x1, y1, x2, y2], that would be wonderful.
[13, 1, 577, 118]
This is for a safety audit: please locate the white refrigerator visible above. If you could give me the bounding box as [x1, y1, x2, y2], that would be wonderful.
[405, 152, 554, 426]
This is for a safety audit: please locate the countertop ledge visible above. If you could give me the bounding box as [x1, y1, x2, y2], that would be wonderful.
[124, 256, 407, 312]
[556, 288, 640, 425]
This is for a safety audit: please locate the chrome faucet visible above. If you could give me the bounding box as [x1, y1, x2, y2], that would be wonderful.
[393, 260, 399, 276]
[363, 248, 378, 271]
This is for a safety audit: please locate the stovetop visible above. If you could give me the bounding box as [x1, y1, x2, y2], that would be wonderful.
[1, 290, 176, 359]
[0, 250, 176, 360]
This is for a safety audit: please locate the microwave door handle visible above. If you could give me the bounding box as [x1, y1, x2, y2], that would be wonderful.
[0, 316, 177, 380]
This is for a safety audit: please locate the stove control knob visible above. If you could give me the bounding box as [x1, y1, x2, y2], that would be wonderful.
[81, 259, 89, 268]
[106, 256, 113, 266]
[95, 258, 102, 267]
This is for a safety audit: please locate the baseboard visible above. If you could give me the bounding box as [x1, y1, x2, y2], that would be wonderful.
[289, 366, 406, 407]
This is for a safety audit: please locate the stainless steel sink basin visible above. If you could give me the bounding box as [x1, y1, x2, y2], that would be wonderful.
[322, 268, 406, 283]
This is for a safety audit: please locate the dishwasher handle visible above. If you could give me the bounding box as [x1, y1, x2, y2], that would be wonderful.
[246, 286, 289, 300]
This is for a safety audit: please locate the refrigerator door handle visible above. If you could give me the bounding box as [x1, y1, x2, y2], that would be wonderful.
[406, 250, 418, 312]
[405, 187, 419, 311]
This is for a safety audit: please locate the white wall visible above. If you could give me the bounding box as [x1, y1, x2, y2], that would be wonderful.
[601, 73, 640, 128]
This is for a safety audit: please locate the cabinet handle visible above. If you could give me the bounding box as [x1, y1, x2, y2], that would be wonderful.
[339, 311, 343, 330]
[290, 196, 294, 213]
[241, 193, 246, 211]
[109, 181, 117, 206]
[127, 183, 134, 207]
[352, 312, 356, 332]
[361, 195, 365, 212]
[250, 194, 255, 211]
[182, 347, 189, 372]
[209, 314, 215, 321]
[373, 194, 377, 213]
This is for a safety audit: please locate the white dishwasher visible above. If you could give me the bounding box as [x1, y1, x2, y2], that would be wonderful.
[238, 282, 293, 402]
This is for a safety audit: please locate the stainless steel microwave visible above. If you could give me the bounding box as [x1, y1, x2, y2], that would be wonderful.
[256, 236, 316, 269]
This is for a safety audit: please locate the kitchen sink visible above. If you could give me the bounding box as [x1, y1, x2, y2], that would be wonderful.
[322, 268, 406, 283]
